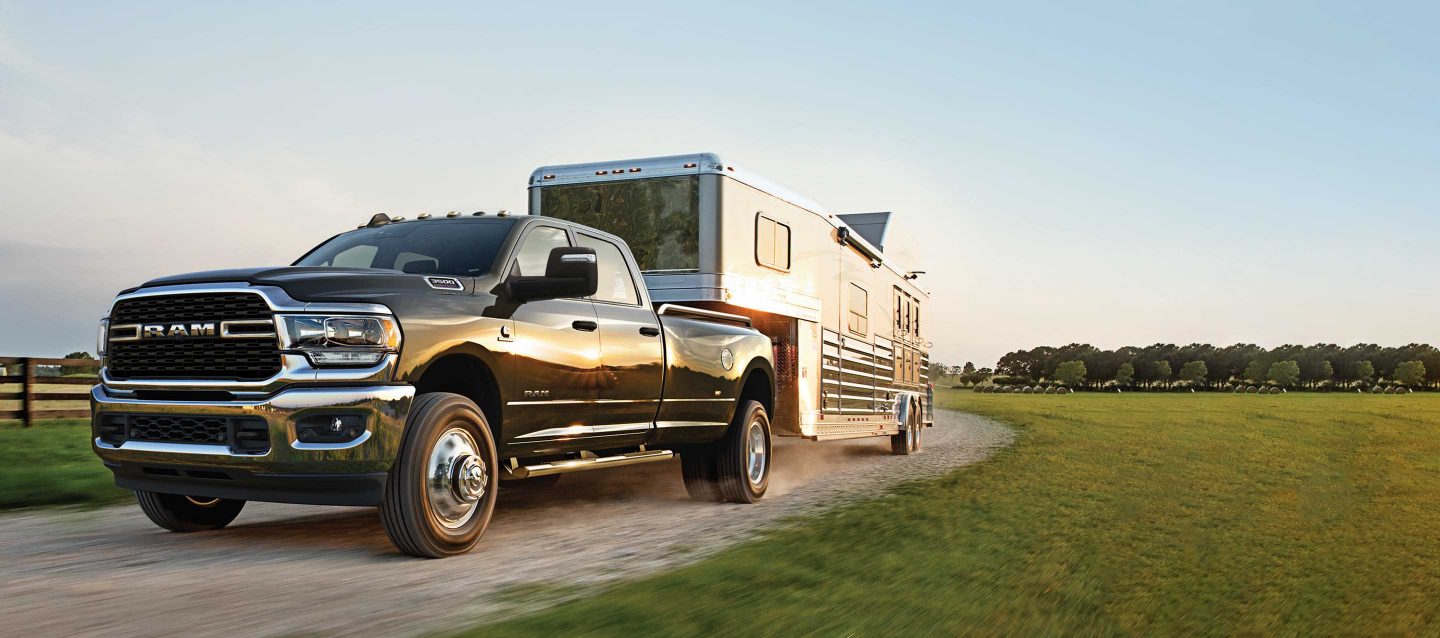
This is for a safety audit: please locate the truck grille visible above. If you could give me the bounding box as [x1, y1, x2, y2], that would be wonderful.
[98, 414, 272, 454]
[107, 292, 282, 381]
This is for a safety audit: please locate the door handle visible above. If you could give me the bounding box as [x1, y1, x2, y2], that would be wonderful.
[639, 326, 661, 337]
[572, 320, 598, 332]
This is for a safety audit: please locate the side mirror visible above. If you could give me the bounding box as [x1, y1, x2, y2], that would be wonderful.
[508, 247, 598, 302]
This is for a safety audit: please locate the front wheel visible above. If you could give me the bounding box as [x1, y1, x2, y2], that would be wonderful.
[136, 491, 245, 532]
[380, 392, 499, 558]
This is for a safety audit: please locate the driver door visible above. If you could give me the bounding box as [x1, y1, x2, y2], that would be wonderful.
[502, 225, 602, 452]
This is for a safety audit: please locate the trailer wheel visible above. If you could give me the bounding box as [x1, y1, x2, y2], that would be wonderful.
[890, 403, 919, 456]
[380, 392, 499, 558]
[136, 491, 245, 532]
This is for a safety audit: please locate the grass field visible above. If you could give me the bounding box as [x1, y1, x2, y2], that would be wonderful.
[472, 391, 1440, 636]
[0, 419, 131, 510]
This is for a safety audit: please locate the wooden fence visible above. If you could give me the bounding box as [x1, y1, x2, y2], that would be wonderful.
[0, 357, 99, 426]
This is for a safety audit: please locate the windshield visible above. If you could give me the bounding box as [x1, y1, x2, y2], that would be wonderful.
[294, 218, 518, 277]
[538, 175, 699, 272]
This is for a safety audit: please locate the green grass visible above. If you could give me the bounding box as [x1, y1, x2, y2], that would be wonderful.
[471, 391, 1440, 636]
[0, 419, 131, 510]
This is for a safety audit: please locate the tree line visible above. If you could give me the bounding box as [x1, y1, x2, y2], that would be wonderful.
[931, 343, 1440, 391]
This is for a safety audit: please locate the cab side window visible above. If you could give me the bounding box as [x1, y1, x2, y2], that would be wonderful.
[511, 226, 570, 277]
[577, 233, 640, 305]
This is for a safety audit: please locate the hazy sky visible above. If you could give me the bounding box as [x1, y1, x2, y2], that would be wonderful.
[1, 1, 1436, 367]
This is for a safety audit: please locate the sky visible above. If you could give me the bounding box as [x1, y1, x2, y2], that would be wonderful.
[0, 1, 1436, 367]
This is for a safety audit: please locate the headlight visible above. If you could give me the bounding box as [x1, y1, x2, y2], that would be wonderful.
[97, 318, 110, 357]
[278, 315, 401, 367]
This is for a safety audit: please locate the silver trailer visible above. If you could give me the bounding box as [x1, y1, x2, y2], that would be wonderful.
[529, 153, 931, 450]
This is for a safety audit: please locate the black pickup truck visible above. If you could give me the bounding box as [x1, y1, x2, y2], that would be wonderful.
[91, 212, 775, 557]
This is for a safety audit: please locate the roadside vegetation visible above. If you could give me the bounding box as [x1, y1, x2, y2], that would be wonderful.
[473, 390, 1440, 636]
[933, 342, 1440, 392]
[0, 419, 130, 509]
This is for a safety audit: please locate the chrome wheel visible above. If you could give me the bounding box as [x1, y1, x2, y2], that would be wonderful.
[425, 426, 487, 530]
[745, 417, 768, 486]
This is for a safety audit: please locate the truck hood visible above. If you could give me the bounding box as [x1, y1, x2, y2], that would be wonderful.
[124, 266, 480, 299]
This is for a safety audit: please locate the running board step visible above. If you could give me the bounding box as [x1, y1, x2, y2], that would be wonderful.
[505, 449, 674, 479]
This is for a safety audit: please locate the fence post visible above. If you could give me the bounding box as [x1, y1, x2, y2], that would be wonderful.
[20, 357, 34, 428]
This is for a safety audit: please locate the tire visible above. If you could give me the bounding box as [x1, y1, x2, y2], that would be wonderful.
[682, 399, 771, 504]
[680, 445, 723, 502]
[890, 400, 920, 456]
[135, 491, 245, 532]
[380, 392, 499, 558]
[715, 400, 771, 503]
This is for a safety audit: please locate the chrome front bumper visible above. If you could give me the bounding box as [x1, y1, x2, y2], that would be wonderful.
[91, 384, 414, 475]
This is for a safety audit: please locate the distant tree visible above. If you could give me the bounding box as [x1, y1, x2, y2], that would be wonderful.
[1114, 362, 1135, 386]
[1393, 360, 1426, 387]
[61, 351, 96, 375]
[1313, 360, 1334, 387]
[1268, 360, 1301, 387]
[1244, 359, 1269, 385]
[961, 362, 976, 376]
[1053, 360, 1087, 387]
[1152, 360, 1173, 388]
[1354, 360, 1376, 386]
[929, 362, 948, 382]
[1178, 360, 1207, 385]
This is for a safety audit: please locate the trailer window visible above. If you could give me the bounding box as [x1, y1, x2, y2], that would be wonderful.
[894, 290, 903, 333]
[538, 175, 700, 272]
[847, 283, 868, 336]
[755, 213, 790, 271]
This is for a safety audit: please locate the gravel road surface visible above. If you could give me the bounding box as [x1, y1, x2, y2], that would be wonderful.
[0, 409, 1012, 637]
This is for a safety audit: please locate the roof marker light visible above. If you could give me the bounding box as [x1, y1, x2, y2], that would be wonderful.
[447, 211, 461, 218]
[472, 211, 487, 216]
[543, 174, 556, 180]
[418, 213, 432, 220]
[683, 162, 698, 168]
[595, 170, 608, 175]
[628, 167, 641, 173]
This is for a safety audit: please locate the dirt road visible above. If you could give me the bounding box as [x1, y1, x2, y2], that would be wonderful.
[0, 410, 1012, 637]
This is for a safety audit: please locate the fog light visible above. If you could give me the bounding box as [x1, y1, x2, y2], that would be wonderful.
[307, 350, 386, 366]
[296, 415, 366, 444]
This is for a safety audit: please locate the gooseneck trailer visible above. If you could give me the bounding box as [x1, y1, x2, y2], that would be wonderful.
[529, 152, 933, 448]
